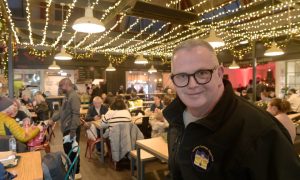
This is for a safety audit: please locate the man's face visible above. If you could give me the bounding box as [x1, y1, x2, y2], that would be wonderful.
[93, 100, 102, 108]
[171, 46, 223, 111]
[59, 83, 68, 94]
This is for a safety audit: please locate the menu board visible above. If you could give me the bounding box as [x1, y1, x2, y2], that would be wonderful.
[77, 67, 103, 82]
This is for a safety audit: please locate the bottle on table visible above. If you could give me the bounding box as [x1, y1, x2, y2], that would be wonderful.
[9, 136, 17, 153]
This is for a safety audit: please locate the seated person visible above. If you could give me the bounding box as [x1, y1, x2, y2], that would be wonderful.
[33, 94, 49, 121]
[85, 96, 108, 122]
[150, 109, 169, 137]
[14, 99, 31, 117]
[162, 95, 173, 107]
[102, 98, 132, 131]
[103, 92, 115, 107]
[287, 88, 300, 113]
[11, 100, 31, 125]
[150, 95, 164, 112]
[128, 92, 143, 110]
[0, 97, 42, 143]
[267, 98, 296, 143]
[21, 94, 32, 106]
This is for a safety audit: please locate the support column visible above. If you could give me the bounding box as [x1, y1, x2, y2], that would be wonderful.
[252, 41, 257, 102]
[8, 31, 14, 98]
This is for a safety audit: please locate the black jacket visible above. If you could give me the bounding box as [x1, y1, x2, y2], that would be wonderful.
[85, 105, 108, 122]
[163, 80, 300, 180]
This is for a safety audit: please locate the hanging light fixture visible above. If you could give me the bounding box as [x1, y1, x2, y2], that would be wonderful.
[264, 0, 284, 57]
[148, 65, 157, 73]
[48, 61, 61, 70]
[228, 60, 240, 69]
[55, 3, 72, 60]
[205, 29, 225, 48]
[264, 42, 284, 56]
[54, 47, 73, 60]
[72, 0, 105, 33]
[106, 63, 116, 71]
[204, 0, 225, 49]
[134, 54, 148, 64]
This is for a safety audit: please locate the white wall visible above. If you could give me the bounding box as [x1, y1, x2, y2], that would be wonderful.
[43, 70, 75, 96]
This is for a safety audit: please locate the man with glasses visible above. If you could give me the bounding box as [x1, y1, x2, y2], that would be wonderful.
[163, 39, 300, 180]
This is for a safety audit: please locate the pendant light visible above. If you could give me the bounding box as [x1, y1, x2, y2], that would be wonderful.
[54, 47, 73, 60]
[228, 60, 240, 69]
[106, 63, 116, 71]
[134, 54, 148, 64]
[205, 29, 225, 48]
[264, 0, 284, 57]
[72, 0, 105, 33]
[55, 3, 72, 60]
[134, 19, 148, 64]
[204, 0, 225, 48]
[148, 65, 157, 73]
[48, 60, 61, 70]
[264, 42, 284, 56]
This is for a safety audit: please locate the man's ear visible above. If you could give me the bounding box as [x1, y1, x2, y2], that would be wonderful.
[218, 66, 224, 79]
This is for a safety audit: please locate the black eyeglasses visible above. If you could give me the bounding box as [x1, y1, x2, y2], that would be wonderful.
[171, 67, 218, 87]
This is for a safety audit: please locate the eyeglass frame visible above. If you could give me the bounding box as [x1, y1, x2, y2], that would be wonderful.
[170, 66, 219, 88]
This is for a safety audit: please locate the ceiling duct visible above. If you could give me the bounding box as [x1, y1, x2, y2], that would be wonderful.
[128, 0, 198, 24]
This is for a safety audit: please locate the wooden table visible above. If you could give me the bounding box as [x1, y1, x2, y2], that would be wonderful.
[136, 137, 168, 180]
[7, 151, 43, 180]
[91, 120, 105, 163]
[288, 113, 300, 120]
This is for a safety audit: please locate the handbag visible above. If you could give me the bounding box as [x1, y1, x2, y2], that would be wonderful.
[86, 124, 98, 141]
[27, 125, 47, 150]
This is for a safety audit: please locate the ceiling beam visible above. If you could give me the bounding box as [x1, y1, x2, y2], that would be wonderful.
[101, 0, 136, 25]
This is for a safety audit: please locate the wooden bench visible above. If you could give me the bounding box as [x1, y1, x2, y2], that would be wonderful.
[130, 149, 156, 177]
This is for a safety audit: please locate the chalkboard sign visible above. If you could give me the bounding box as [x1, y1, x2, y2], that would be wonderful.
[77, 67, 103, 82]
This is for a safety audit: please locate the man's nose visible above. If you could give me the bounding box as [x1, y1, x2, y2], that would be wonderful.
[187, 76, 198, 88]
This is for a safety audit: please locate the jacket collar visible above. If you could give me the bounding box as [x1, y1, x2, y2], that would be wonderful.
[163, 79, 237, 131]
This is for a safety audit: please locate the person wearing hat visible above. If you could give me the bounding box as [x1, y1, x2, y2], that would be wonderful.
[0, 97, 41, 143]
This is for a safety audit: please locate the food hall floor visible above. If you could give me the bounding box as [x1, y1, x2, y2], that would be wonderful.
[49, 122, 169, 180]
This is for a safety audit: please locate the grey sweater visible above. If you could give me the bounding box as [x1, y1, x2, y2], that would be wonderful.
[52, 90, 81, 133]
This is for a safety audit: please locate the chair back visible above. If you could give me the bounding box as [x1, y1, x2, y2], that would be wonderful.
[139, 117, 151, 139]
[64, 146, 80, 180]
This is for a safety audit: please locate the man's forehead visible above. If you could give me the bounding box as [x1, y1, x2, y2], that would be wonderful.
[172, 46, 218, 71]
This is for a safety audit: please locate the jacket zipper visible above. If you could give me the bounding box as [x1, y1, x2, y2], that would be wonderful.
[172, 125, 185, 172]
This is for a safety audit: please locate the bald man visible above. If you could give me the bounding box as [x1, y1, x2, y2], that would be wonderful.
[50, 78, 81, 178]
[163, 39, 300, 180]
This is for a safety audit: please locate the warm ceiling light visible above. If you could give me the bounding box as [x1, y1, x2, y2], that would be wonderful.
[239, 40, 248, 45]
[48, 60, 61, 70]
[148, 65, 157, 73]
[134, 54, 148, 64]
[228, 60, 240, 69]
[106, 63, 116, 71]
[205, 29, 225, 48]
[54, 47, 72, 60]
[72, 5, 105, 33]
[264, 42, 284, 56]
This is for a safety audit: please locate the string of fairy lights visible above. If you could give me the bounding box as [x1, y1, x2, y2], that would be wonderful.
[25, 0, 34, 45]
[2, 0, 300, 64]
[51, 0, 77, 48]
[0, 10, 8, 76]
[39, 0, 53, 46]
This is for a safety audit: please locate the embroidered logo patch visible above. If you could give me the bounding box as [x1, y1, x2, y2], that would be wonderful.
[191, 145, 214, 172]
